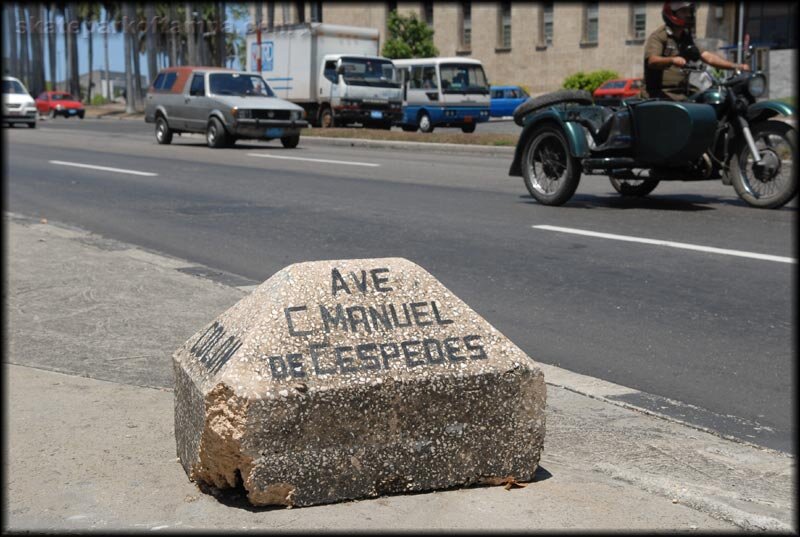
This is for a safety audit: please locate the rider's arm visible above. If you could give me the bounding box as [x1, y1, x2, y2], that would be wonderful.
[647, 55, 685, 69]
[700, 50, 750, 71]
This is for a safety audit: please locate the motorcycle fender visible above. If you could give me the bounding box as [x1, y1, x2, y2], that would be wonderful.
[747, 100, 796, 123]
[509, 109, 590, 176]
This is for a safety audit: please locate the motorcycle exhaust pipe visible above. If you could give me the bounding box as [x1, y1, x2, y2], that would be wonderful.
[582, 158, 637, 172]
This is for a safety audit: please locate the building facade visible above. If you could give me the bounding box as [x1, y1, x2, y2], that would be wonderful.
[250, 2, 796, 98]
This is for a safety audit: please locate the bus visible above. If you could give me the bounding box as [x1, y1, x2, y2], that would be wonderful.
[393, 57, 491, 133]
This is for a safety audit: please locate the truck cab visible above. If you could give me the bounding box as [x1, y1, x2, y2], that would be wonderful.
[318, 54, 402, 129]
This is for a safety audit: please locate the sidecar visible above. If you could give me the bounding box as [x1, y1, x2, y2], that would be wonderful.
[509, 92, 719, 205]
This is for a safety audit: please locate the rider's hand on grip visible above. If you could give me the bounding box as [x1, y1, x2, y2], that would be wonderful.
[672, 56, 687, 67]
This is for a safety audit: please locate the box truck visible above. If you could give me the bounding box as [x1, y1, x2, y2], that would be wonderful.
[246, 23, 402, 129]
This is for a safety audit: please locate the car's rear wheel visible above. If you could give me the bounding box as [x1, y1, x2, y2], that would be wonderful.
[461, 123, 476, 133]
[155, 116, 173, 145]
[319, 107, 334, 128]
[206, 117, 228, 148]
[281, 135, 300, 149]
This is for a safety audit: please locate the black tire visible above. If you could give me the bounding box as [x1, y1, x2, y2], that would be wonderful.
[513, 89, 594, 126]
[319, 107, 334, 128]
[78, 111, 85, 119]
[461, 123, 476, 133]
[155, 116, 173, 145]
[377, 121, 392, 130]
[609, 176, 660, 197]
[731, 120, 797, 209]
[401, 125, 418, 132]
[281, 135, 300, 148]
[418, 111, 434, 133]
[521, 125, 581, 206]
[27, 121, 36, 129]
[206, 117, 228, 148]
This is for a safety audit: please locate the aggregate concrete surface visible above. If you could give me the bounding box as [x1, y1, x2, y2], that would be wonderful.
[5, 214, 795, 531]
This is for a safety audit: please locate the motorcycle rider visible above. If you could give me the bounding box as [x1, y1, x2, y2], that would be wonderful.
[643, 1, 750, 101]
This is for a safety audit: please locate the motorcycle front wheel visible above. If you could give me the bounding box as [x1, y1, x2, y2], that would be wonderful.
[731, 120, 797, 209]
[522, 126, 581, 206]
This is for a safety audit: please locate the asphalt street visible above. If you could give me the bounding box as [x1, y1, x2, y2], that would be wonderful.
[5, 118, 796, 453]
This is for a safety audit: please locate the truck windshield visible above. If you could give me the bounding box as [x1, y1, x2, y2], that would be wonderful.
[340, 58, 399, 88]
[440, 64, 489, 94]
[209, 73, 275, 97]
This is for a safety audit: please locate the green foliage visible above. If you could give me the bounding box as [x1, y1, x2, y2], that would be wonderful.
[381, 11, 438, 59]
[91, 94, 109, 106]
[562, 70, 620, 94]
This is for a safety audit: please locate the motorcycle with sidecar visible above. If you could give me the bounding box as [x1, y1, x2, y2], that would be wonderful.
[509, 65, 796, 209]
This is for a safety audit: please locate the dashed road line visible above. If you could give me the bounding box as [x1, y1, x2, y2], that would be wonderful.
[247, 153, 380, 167]
[49, 160, 158, 177]
[533, 225, 796, 264]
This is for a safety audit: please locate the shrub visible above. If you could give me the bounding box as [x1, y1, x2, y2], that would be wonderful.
[562, 69, 620, 94]
[90, 95, 109, 106]
[382, 11, 438, 59]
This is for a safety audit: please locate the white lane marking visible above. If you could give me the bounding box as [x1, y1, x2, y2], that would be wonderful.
[247, 153, 380, 167]
[49, 160, 158, 176]
[533, 225, 796, 264]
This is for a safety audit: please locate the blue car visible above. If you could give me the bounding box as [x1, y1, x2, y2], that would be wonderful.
[490, 85, 529, 118]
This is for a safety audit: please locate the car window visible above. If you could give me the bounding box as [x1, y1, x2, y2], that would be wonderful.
[600, 80, 627, 89]
[51, 93, 75, 101]
[323, 61, 337, 83]
[37, 92, 48, 100]
[506, 89, 520, 98]
[152, 73, 165, 90]
[421, 66, 437, 89]
[630, 79, 642, 90]
[2, 79, 27, 94]
[491, 89, 503, 98]
[410, 66, 423, 89]
[189, 74, 205, 96]
[518, 87, 529, 97]
[209, 73, 275, 97]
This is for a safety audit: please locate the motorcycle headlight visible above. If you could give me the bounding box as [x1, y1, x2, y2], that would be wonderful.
[747, 74, 767, 98]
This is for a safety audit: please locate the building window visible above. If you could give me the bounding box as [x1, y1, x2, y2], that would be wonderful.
[310, 2, 322, 22]
[631, 3, 646, 40]
[499, 1, 512, 49]
[583, 2, 598, 44]
[745, 3, 797, 49]
[540, 2, 553, 47]
[422, 1, 433, 26]
[461, 2, 472, 49]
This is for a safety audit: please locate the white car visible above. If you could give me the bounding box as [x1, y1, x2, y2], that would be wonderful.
[3, 76, 37, 128]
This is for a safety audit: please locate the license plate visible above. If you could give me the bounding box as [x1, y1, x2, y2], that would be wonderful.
[265, 128, 284, 138]
[69, 109, 77, 115]
[370, 111, 383, 119]
[464, 116, 473, 123]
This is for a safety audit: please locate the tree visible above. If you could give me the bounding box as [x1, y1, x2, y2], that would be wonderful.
[30, 5, 47, 96]
[78, 3, 101, 103]
[145, 3, 157, 82]
[47, 4, 58, 91]
[18, 5, 30, 90]
[123, 3, 134, 113]
[381, 10, 438, 59]
[5, 5, 18, 78]
[68, 3, 80, 98]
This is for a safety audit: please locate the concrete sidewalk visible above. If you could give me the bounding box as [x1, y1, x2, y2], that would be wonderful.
[5, 213, 795, 532]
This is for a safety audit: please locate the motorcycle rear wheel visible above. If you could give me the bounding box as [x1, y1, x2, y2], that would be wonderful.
[731, 120, 797, 209]
[522, 125, 581, 205]
[609, 176, 660, 197]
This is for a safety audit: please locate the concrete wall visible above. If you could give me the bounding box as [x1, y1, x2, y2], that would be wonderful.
[768, 49, 797, 99]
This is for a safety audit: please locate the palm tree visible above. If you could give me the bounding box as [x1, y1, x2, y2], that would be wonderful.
[4, 6, 17, 77]
[68, 3, 80, 99]
[123, 3, 134, 113]
[145, 3, 157, 83]
[168, 3, 178, 66]
[47, 4, 58, 91]
[78, 3, 100, 103]
[30, 5, 47, 96]
[18, 5, 30, 90]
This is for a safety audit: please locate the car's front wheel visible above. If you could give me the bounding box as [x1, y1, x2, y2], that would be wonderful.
[418, 112, 433, 133]
[281, 135, 300, 149]
[155, 116, 173, 145]
[206, 117, 228, 148]
[27, 121, 36, 129]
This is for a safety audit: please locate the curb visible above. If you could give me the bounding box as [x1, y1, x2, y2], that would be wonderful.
[300, 136, 516, 156]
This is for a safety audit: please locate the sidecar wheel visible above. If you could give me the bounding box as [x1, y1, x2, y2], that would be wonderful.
[609, 176, 660, 197]
[522, 125, 581, 206]
[731, 120, 797, 209]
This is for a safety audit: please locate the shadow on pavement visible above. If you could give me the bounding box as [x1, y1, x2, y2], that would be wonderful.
[201, 465, 554, 512]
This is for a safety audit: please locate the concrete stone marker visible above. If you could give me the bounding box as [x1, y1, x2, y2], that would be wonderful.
[173, 258, 546, 507]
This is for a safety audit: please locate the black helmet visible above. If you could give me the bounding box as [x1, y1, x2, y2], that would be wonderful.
[662, 1, 695, 29]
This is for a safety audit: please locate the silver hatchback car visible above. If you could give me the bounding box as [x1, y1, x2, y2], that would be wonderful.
[144, 66, 308, 148]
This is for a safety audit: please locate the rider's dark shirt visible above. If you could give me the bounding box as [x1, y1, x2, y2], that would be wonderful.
[642, 24, 705, 100]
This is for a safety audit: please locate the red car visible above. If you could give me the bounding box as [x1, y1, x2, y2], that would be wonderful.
[35, 91, 85, 119]
[593, 78, 643, 105]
